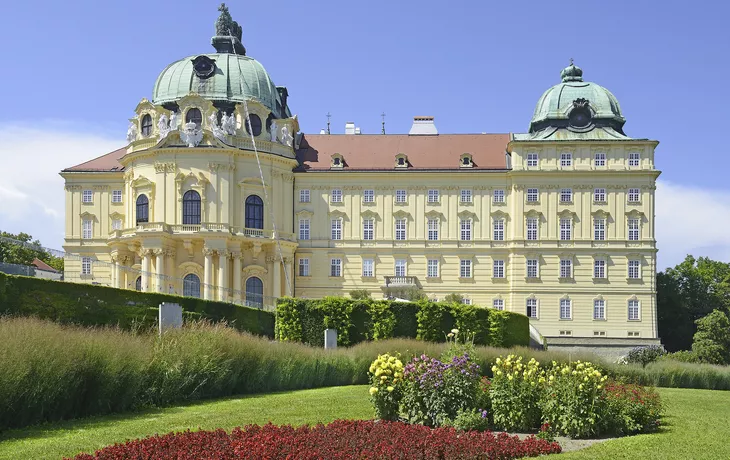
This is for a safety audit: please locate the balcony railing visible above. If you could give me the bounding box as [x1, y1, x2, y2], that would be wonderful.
[169, 224, 201, 233]
[109, 224, 290, 240]
[384, 276, 418, 287]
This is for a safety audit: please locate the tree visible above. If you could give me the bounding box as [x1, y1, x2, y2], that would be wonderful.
[349, 289, 371, 300]
[0, 231, 64, 272]
[443, 293, 464, 304]
[692, 309, 730, 365]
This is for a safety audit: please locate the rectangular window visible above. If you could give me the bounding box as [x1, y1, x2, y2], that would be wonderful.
[82, 190, 93, 203]
[363, 219, 374, 240]
[427, 218, 439, 241]
[560, 218, 572, 241]
[427, 259, 439, 278]
[628, 259, 640, 279]
[560, 299, 572, 320]
[331, 219, 342, 240]
[362, 258, 374, 277]
[82, 219, 93, 239]
[331, 189, 342, 203]
[298, 258, 310, 276]
[560, 258, 572, 278]
[628, 300, 640, 320]
[526, 188, 539, 203]
[628, 218, 640, 241]
[629, 151, 640, 166]
[363, 189, 375, 203]
[460, 259, 472, 278]
[460, 189, 472, 203]
[460, 219, 472, 241]
[493, 219, 504, 241]
[111, 219, 122, 230]
[594, 300, 606, 320]
[493, 299, 504, 310]
[526, 258, 538, 278]
[330, 258, 342, 277]
[462, 298, 472, 305]
[526, 217, 538, 241]
[526, 298, 537, 318]
[395, 219, 407, 240]
[594, 218, 606, 241]
[560, 188, 573, 203]
[395, 259, 407, 277]
[493, 260, 505, 278]
[628, 188, 640, 203]
[527, 152, 538, 167]
[594, 260, 606, 278]
[111, 190, 123, 203]
[493, 189, 505, 203]
[594, 152, 606, 166]
[81, 256, 92, 275]
[594, 188, 606, 202]
[299, 219, 310, 240]
[427, 189, 439, 203]
[299, 189, 310, 203]
[395, 189, 407, 203]
[560, 152, 572, 167]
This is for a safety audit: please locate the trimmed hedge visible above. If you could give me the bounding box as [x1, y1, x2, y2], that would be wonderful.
[275, 297, 529, 348]
[0, 272, 275, 338]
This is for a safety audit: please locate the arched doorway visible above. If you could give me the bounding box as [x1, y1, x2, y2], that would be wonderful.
[245, 276, 263, 308]
[183, 273, 201, 298]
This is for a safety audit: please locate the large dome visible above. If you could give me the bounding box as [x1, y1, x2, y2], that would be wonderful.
[529, 63, 625, 134]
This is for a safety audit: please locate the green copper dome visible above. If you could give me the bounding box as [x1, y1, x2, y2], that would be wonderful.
[529, 63, 625, 134]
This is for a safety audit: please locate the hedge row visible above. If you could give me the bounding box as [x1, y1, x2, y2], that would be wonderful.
[0, 272, 275, 338]
[275, 297, 529, 348]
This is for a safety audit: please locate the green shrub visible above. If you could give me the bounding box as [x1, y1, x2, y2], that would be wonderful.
[602, 380, 662, 435]
[659, 350, 699, 363]
[624, 345, 666, 367]
[692, 310, 730, 365]
[367, 353, 404, 421]
[489, 355, 542, 431]
[349, 289, 371, 300]
[416, 300, 454, 342]
[366, 300, 397, 341]
[445, 408, 491, 432]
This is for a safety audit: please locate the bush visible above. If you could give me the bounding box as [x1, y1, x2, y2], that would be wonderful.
[445, 408, 491, 432]
[349, 289, 371, 300]
[602, 380, 662, 435]
[368, 353, 404, 421]
[624, 345, 666, 367]
[659, 350, 699, 363]
[692, 309, 730, 365]
[489, 355, 543, 432]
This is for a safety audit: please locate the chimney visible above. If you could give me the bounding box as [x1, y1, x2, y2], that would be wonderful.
[409, 116, 438, 135]
[345, 121, 356, 135]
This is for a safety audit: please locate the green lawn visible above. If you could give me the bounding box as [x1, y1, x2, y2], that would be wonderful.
[0, 386, 728, 459]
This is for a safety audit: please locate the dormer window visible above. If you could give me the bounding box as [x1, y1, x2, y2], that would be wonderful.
[460, 153, 474, 168]
[331, 153, 344, 169]
[395, 153, 408, 168]
[141, 114, 153, 137]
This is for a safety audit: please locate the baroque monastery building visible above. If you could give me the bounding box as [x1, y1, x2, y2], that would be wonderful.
[62, 6, 660, 350]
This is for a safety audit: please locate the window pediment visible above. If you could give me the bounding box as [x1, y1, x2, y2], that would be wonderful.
[131, 175, 154, 188]
[458, 210, 478, 220]
[109, 212, 124, 220]
[296, 210, 313, 219]
[490, 210, 509, 220]
[242, 264, 268, 278]
[524, 210, 542, 219]
[360, 209, 380, 219]
[393, 210, 412, 220]
[179, 261, 203, 278]
[591, 209, 611, 218]
[328, 209, 348, 219]
[424, 210, 443, 219]
[79, 211, 97, 220]
[558, 209, 576, 218]
[626, 209, 645, 219]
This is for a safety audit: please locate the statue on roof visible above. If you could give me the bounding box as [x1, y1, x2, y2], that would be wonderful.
[215, 3, 242, 40]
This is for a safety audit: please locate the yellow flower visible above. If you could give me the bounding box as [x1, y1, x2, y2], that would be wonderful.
[381, 376, 388, 381]
[496, 358, 502, 365]
[369, 387, 378, 395]
[375, 369, 382, 377]
[496, 371, 502, 376]
[387, 386, 394, 392]
[597, 385, 602, 390]
[579, 384, 584, 390]
[508, 374, 513, 381]
[491, 365, 498, 373]
[451, 328, 459, 334]
[447, 333, 454, 338]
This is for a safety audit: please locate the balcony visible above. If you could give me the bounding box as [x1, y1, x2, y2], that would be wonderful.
[384, 276, 418, 287]
[109, 224, 296, 242]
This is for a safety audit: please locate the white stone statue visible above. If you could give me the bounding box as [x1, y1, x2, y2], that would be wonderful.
[126, 122, 137, 143]
[158, 114, 171, 139]
[169, 111, 179, 131]
[280, 124, 293, 147]
[270, 120, 278, 142]
[180, 121, 203, 147]
[208, 111, 227, 141]
[222, 113, 236, 135]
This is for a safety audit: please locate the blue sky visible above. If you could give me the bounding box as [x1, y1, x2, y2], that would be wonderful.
[0, 0, 728, 269]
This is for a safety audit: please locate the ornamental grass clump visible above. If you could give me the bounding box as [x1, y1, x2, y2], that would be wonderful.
[489, 355, 543, 432]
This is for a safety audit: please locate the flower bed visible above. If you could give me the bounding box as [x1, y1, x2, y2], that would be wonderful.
[70, 420, 561, 459]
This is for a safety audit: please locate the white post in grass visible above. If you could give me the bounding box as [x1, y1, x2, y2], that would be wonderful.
[159, 302, 183, 335]
[324, 329, 337, 349]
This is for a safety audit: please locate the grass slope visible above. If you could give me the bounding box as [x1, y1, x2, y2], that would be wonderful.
[0, 386, 728, 460]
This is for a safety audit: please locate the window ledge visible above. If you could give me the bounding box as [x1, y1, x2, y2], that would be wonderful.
[593, 278, 610, 283]
[459, 201, 473, 206]
[526, 200, 540, 205]
[628, 319, 642, 322]
[79, 274, 94, 280]
[627, 278, 643, 283]
[559, 277, 575, 283]
[330, 201, 344, 205]
[459, 277, 475, 282]
[593, 201, 608, 206]
[361, 276, 376, 281]
[110, 201, 123, 206]
[525, 277, 541, 282]
[559, 201, 573, 205]
[593, 318, 607, 321]
[559, 318, 573, 321]
[492, 201, 506, 206]
[362, 201, 376, 206]
[492, 277, 508, 282]
[394, 201, 409, 206]
[426, 201, 440, 206]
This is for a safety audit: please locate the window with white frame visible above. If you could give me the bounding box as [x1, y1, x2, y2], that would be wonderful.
[526, 258, 538, 278]
[560, 188, 573, 203]
[331, 189, 342, 203]
[81, 256, 92, 275]
[594, 152, 606, 167]
[493, 299, 504, 310]
[462, 298, 472, 305]
[560, 152, 572, 167]
[363, 189, 375, 203]
[560, 218, 572, 241]
[493, 218, 504, 241]
[427, 259, 439, 278]
[395, 189, 407, 203]
[526, 217, 538, 241]
[629, 151, 640, 167]
[594, 299, 606, 320]
[628, 218, 640, 241]
[427, 189, 440, 203]
[594, 188, 606, 202]
[460, 189, 472, 203]
[330, 258, 342, 277]
[560, 258, 573, 278]
[460, 219, 472, 241]
[111, 219, 122, 230]
[82, 219, 93, 239]
[395, 259, 407, 277]
[331, 218, 342, 240]
[594, 259, 606, 278]
[299, 219, 310, 240]
[526, 298, 538, 318]
[628, 300, 640, 320]
[298, 257, 310, 276]
[362, 258, 374, 277]
[112, 190, 123, 203]
[395, 218, 407, 240]
[526, 188, 539, 203]
[628, 188, 640, 203]
[427, 218, 439, 241]
[628, 259, 641, 279]
[527, 152, 538, 167]
[560, 299, 572, 320]
[594, 218, 606, 241]
[363, 219, 374, 240]
[493, 189, 505, 203]
[299, 189, 310, 203]
[460, 259, 472, 278]
[82, 190, 93, 203]
[493, 260, 505, 278]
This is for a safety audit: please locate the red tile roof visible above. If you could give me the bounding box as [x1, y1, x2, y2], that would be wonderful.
[296, 134, 509, 171]
[32, 258, 58, 272]
[63, 147, 127, 172]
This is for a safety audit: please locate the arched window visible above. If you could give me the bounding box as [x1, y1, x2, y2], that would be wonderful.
[183, 190, 201, 225]
[136, 194, 149, 224]
[245, 195, 264, 229]
[141, 115, 153, 137]
[246, 277, 263, 308]
[135, 276, 142, 291]
[183, 273, 201, 298]
[245, 114, 262, 136]
[186, 108, 202, 128]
